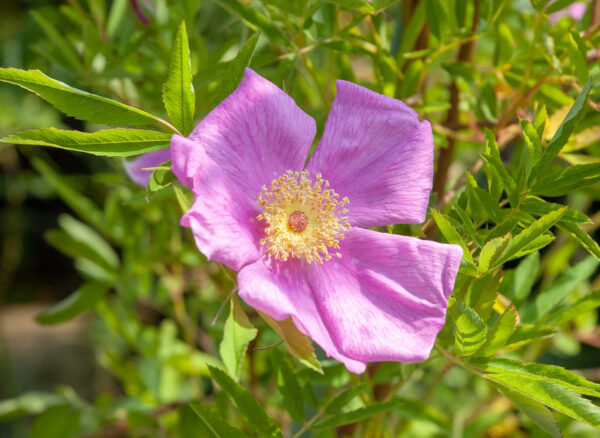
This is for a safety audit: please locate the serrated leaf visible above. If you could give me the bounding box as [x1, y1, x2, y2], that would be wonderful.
[219, 297, 258, 381]
[482, 153, 518, 208]
[496, 207, 566, 267]
[522, 257, 599, 323]
[479, 235, 510, 274]
[36, 283, 109, 325]
[271, 350, 305, 423]
[469, 358, 600, 397]
[431, 210, 476, 270]
[521, 120, 543, 178]
[533, 163, 600, 197]
[521, 196, 590, 224]
[477, 305, 518, 356]
[534, 77, 592, 174]
[1, 128, 171, 157]
[189, 402, 248, 438]
[449, 298, 487, 356]
[496, 385, 562, 438]
[259, 312, 322, 374]
[558, 222, 600, 261]
[0, 68, 166, 127]
[509, 252, 540, 302]
[504, 325, 557, 350]
[163, 21, 195, 135]
[208, 366, 282, 438]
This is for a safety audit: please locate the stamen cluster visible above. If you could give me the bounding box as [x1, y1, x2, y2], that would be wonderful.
[257, 170, 350, 263]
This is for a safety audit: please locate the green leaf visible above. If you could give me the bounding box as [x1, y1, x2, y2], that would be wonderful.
[30, 405, 80, 438]
[214, 1, 289, 48]
[534, 104, 547, 139]
[46, 229, 117, 275]
[521, 196, 590, 224]
[316, 398, 448, 429]
[545, 289, 600, 325]
[163, 21, 195, 135]
[30, 157, 108, 237]
[211, 33, 260, 106]
[0, 68, 168, 127]
[259, 312, 323, 374]
[504, 325, 557, 350]
[493, 22, 513, 66]
[449, 298, 487, 356]
[470, 357, 600, 398]
[534, 77, 592, 174]
[521, 120, 543, 178]
[147, 161, 177, 193]
[36, 283, 109, 325]
[558, 222, 600, 261]
[496, 385, 562, 438]
[568, 29, 589, 85]
[324, 384, 367, 415]
[425, 0, 449, 42]
[219, 297, 258, 381]
[481, 143, 518, 208]
[522, 257, 599, 323]
[1, 128, 171, 157]
[478, 235, 510, 274]
[0, 392, 64, 421]
[208, 366, 283, 438]
[271, 350, 305, 423]
[30, 11, 83, 73]
[189, 402, 248, 438]
[496, 207, 566, 267]
[477, 305, 517, 356]
[431, 210, 476, 272]
[326, 0, 375, 12]
[500, 252, 540, 302]
[533, 163, 600, 197]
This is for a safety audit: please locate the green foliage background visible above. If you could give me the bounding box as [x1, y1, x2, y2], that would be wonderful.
[0, 0, 600, 437]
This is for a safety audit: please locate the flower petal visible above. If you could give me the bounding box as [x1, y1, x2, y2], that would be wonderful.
[306, 228, 462, 363]
[306, 81, 433, 227]
[238, 257, 367, 373]
[124, 148, 171, 186]
[179, 68, 315, 196]
[174, 135, 262, 270]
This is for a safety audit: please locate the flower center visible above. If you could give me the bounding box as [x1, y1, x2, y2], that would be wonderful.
[288, 210, 309, 233]
[257, 170, 350, 264]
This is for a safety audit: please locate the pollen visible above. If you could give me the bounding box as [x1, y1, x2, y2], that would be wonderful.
[257, 170, 350, 264]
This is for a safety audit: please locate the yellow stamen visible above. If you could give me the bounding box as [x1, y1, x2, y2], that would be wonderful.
[257, 170, 350, 264]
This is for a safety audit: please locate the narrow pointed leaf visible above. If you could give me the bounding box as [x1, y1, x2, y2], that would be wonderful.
[163, 21, 195, 135]
[1, 128, 171, 157]
[208, 366, 283, 438]
[477, 305, 518, 356]
[189, 402, 248, 438]
[271, 350, 305, 423]
[449, 298, 487, 356]
[36, 283, 109, 325]
[0, 68, 166, 127]
[558, 222, 600, 260]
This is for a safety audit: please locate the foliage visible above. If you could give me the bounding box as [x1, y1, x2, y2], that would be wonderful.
[0, 0, 599, 436]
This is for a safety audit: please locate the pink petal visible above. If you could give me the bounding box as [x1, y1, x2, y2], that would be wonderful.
[177, 68, 315, 197]
[124, 148, 171, 186]
[306, 81, 433, 227]
[238, 257, 367, 373]
[173, 135, 263, 271]
[306, 228, 462, 363]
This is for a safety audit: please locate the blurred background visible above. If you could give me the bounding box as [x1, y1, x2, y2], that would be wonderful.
[1, 0, 600, 437]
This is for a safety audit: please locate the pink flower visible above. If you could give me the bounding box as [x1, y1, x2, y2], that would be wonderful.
[171, 69, 463, 373]
[549, 1, 588, 23]
[124, 148, 171, 186]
